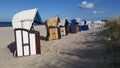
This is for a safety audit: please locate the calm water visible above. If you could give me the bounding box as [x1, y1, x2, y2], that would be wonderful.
[0, 22, 12, 27]
[0, 22, 45, 27]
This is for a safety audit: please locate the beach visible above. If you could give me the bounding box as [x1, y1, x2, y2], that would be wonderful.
[0, 25, 107, 68]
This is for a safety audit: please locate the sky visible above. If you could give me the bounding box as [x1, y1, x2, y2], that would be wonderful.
[0, 0, 120, 22]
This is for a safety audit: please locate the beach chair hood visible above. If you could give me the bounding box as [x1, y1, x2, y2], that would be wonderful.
[45, 16, 60, 28]
[12, 8, 42, 30]
[58, 19, 69, 27]
[75, 18, 81, 23]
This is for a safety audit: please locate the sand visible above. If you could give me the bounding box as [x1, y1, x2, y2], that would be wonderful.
[0, 25, 107, 68]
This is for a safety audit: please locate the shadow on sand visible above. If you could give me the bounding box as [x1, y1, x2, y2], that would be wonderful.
[40, 29, 108, 68]
[40, 36, 47, 41]
[7, 42, 16, 56]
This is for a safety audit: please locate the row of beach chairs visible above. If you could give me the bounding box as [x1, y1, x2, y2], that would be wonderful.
[45, 16, 89, 41]
[12, 9, 89, 57]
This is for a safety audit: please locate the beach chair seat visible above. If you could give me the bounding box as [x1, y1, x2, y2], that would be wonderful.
[47, 27, 60, 40]
[58, 19, 69, 36]
[75, 24, 80, 33]
[59, 26, 68, 36]
[80, 25, 89, 31]
[70, 19, 80, 33]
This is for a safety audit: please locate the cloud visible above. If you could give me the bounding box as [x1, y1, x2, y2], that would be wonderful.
[93, 10, 97, 14]
[78, 1, 94, 9]
[93, 8, 106, 14]
[93, 10, 104, 14]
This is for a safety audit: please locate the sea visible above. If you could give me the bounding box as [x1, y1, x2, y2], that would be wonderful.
[0, 22, 12, 27]
[0, 22, 45, 27]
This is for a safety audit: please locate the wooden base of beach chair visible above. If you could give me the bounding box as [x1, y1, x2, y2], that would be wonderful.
[48, 27, 61, 41]
[59, 26, 66, 36]
[75, 24, 80, 33]
[66, 26, 71, 34]
[14, 28, 41, 57]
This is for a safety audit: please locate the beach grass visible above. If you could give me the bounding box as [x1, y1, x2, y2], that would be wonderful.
[103, 16, 120, 68]
[104, 16, 120, 40]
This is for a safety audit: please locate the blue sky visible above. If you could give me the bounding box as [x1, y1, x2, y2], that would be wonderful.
[0, 0, 120, 22]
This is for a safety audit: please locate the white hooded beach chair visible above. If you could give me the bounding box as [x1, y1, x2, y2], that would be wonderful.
[58, 18, 69, 36]
[12, 8, 42, 57]
[93, 20, 104, 28]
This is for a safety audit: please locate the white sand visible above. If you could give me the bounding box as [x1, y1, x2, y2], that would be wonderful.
[0, 25, 106, 68]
